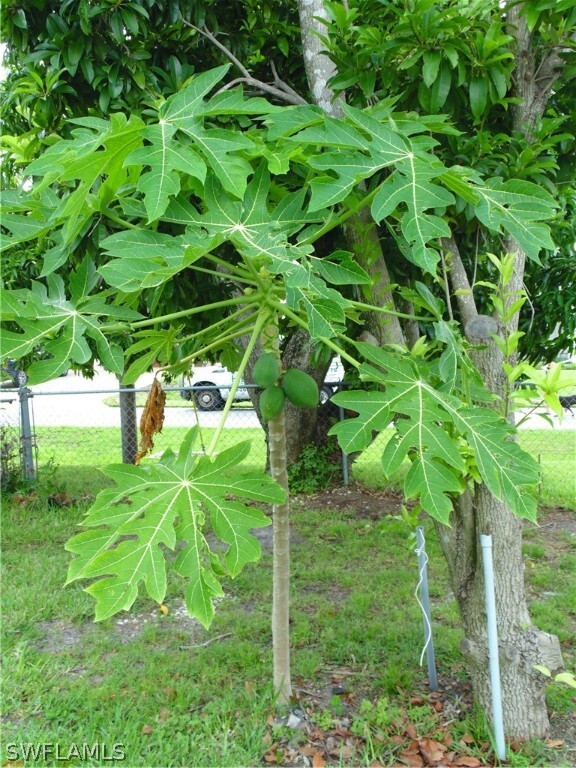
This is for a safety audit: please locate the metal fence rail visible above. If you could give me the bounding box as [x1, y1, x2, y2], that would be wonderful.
[0, 381, 574, 504]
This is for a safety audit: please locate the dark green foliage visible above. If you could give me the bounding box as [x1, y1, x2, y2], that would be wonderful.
[0, 425, 20, 492]
[287, 442, 340, 494]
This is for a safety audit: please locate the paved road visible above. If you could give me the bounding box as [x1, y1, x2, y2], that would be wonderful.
[0, 368, 261, 429]
[0, 367, 574, 432]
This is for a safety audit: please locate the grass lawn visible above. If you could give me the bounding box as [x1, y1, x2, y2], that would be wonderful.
[352, 428, 576, 511]
[34, 425, 267, 481]
[34, 426, 575, 510]
[1, 478, 575, 767]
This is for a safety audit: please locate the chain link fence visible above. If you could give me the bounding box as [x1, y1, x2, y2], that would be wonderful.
[0, 392, 23, 492]
[0, 382, 574, 506]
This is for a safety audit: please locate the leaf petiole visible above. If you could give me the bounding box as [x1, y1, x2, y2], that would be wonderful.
[101, 295, 257, 333]
[207, 311, 267, 455]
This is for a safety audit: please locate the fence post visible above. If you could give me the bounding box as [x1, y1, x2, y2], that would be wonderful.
[19, 386, 36, 481]
[338, 404, 349, 486]
[119, 383, 138, 464]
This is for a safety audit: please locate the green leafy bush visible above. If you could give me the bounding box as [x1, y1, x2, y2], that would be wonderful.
[288, 442, 341, 494]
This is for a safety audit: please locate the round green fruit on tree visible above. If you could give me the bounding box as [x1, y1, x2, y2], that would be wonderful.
[281, 369, 319, 408]
[260, 385, 286, 420]
[253, 353, 281, 388]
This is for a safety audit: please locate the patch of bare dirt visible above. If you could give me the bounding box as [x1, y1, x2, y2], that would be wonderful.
[35, 619, 90, 653]
[293, 483, 404, 519]
[533, 506, 576, 535]
[251, 525, 305, 554]
[34, 599, 210, 652]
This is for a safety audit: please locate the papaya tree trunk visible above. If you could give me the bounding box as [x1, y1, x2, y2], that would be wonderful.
[268, 404, 292, 704]
[261, 319, 292, 704]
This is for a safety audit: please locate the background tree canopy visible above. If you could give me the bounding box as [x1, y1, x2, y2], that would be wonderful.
[2, 0, 575, 741]
[2, 0, 575, 359]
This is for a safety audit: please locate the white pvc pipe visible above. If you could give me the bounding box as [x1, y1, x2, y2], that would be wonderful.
[480, 534, 506, 761]
[416, 526, 438, 690]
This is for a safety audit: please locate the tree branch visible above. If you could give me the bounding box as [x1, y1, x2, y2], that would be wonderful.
[215, 76, 307, 106]
[441, 236, 478, 327]
[183, 21, 308, 106]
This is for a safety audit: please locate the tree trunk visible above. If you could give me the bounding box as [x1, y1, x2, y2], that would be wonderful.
[296, 0, 405, 348]
[436, 3, 569, 736]
[436, 247, 564, 739]
[437, 487, 563, 739]
[261, 320, 292, 705]
[281, 329, 331, 464]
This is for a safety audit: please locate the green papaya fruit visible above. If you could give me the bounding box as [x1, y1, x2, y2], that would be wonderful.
[281, 368, 319, 408]
[260, 385, 286, 420]
[253, 353, 281, 388]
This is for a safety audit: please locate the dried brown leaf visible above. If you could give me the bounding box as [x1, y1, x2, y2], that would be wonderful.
[141, 724, 154, 735]
[405, 724, 418, 740]
[263, 745, 279, 764]
[312, 751, 326, 768]
[398, 753, 425, 767]
[135, 379, 166, 463]
[404, 733, 420, 750]
[453, 758, 482, 767]
[420, 738, 446, 763]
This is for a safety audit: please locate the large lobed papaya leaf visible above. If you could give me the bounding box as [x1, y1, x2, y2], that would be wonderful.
[66, 428, 284, 627]
[0, 267, 141, 383]
[330, 344, 541, 524]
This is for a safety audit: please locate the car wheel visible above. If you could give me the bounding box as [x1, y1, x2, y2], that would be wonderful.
[319, 385, 333, 405]
[193, 383, 224, 411]
[14, 369, 28, 387]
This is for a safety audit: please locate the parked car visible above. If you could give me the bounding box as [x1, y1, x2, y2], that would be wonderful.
[181, 357, 345, 411]
[0, 360, 28, 389]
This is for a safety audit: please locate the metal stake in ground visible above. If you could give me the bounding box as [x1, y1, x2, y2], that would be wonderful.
[415, 526, 438, 691]
[18, 385, 36, 481]
[480, 534, 506, 761]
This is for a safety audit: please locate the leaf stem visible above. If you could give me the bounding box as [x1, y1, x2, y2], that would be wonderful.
[101, 295, 257, 332]
[101, 209, 140, 230]
[207, 312, 267, 455]
[299, 184, 381, 246]
[177, 323, 258, 369]
[189, 264, 256, 285]
[349, 299, 429, 322]
[202, 252, 253, 279]
[177, 304, 258, 344]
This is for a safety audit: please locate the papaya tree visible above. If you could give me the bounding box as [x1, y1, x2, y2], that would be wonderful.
[0, 66, 562, 720]
[295, 0, 576, 739]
